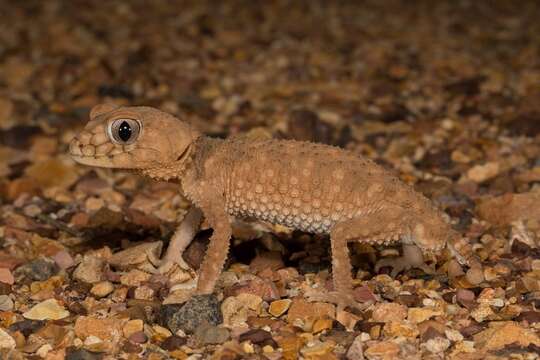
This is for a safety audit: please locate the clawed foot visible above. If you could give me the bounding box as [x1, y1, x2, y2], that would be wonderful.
[306, 290, 372, 313]
[375, 244, 435, 277]
[375, 256, 435, 277]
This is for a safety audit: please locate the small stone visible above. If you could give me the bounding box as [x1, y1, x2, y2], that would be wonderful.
[517, 311, 540, 324]
[109, 242, 162, 269]
[364, 341, 400, 359]
[313, 317, 334, 335]
[470, 303, 494, 323]
[287, 299, 335, 324]
[134, 285, 155, 300]
[336, 309, 361, 331]
[90, 281, 114, 298]
[128, 331, 147, 344]
[423, 337, 450, 353]
[0, 269, 14, 285]
[0, 283, 11, 296]
[384, 322, 419, 338]
[160, 294, 222, 334]
[8, 320, 45, 337]
[74, 316, 126, 353]
[73, 256, 105, 284]
[0, 328, 15, 349]
[238, 329, 273, 345]
[120, 269, 152, 287]
[36, 344, 53, 358]
[23, 299, 69, 320]
[65, 348, 102, 360]
[161, 335, 187, 351]
[268, 299, 292, 317]
[371, 303, 407, 323]
[14, 257, 59, 282]
[52, 251, 75, 270]
[477, 191, 540, 226]
[445, 329, 464, 342]
[456, 289, 475, 309]
[300, 340, 335, 358]
[194, 323, 230, 345]
[473, 321, 540, 351]
[123, 319, 144, 338]
[407, 307, 442, 324]
[122, 340, 142, 353]
[221, 293, 263, 327]
[0, 295, 13, 311]
[346, 335, 365, 360]
[466, 162, 500, 183]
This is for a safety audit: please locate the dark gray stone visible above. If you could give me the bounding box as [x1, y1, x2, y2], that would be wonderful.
[14, 257, 59, 282]
[159, 294, 222, 334]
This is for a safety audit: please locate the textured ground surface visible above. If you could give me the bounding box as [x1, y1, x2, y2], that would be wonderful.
[1, 1, 540, 359]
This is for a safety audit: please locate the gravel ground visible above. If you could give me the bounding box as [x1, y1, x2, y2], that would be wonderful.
[0, 1, 540, 359]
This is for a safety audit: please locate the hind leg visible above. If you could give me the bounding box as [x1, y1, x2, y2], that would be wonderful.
[308, 207, 424, 311]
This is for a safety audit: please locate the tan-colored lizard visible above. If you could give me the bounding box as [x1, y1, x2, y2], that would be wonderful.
[70, 104, 483, 310]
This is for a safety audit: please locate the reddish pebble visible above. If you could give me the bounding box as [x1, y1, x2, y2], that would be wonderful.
[129, 331, 147, 344]
[0, 268, 14, 285]
[52, 251, 74, 270]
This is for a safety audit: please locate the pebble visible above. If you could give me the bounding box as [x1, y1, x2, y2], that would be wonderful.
[221, 293, 263, 327]
[238, 329, 273, 345]
[268, 299, 292, 317]
[161, 335, 187, 351]
[364, 340, 400, 358]
[473, 321, 540, 351]
[423, 337, 450, 353]
[456, 289, 475, 309]
[90, 281, 114, 298]
[0, 268, 14, 285]
[123, 319, 144, 338]
[74, 316, 125, 353]
[65, 348, 102, 360]
[120, 269, 152, 287]
[14, 257, 59, 282]
[73, 256, 105, 284]
[128, 331, 148, 344]
[346, 335, 365, 360]
[287, 299, 335, 324]
[159, 294, 222, 334]
[0, 328, 16, 349]
[371, 303, 407, 323]
[8, 319, 45, 337]
[52, 250, 75, 270]
[407, 307, 442, 324]
[465, 162, 500, 183]
[194, 323, 230, 345]
[22, 299, 69, 320]
[0, 295, 13, 311]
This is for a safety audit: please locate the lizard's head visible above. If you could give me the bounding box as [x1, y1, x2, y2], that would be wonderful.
[70, 104, 200, 174]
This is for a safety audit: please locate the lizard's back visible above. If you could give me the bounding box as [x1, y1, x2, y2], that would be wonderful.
[212, 137, 430, 234]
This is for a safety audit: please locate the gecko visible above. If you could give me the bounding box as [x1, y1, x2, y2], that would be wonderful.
[69, 104, 483, 311]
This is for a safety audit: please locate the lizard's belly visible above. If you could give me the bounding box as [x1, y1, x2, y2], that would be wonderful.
[225, 198, 340, 234]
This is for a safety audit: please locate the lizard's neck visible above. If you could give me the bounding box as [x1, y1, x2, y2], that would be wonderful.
[139, 136, 206, 182]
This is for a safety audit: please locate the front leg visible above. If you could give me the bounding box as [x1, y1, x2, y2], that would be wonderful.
[195, 204, 232, 295]
[156, 207, 203, 273]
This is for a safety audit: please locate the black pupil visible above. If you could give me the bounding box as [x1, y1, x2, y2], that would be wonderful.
[118, 121, 132, 142]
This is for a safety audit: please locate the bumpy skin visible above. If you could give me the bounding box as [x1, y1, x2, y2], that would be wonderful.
[70, 104, 482, 309]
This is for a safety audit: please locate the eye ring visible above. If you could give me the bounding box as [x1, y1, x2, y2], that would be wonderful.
[107, 118, 141, 145]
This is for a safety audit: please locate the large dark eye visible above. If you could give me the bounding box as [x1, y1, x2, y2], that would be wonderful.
[108, 118, 141, 144]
